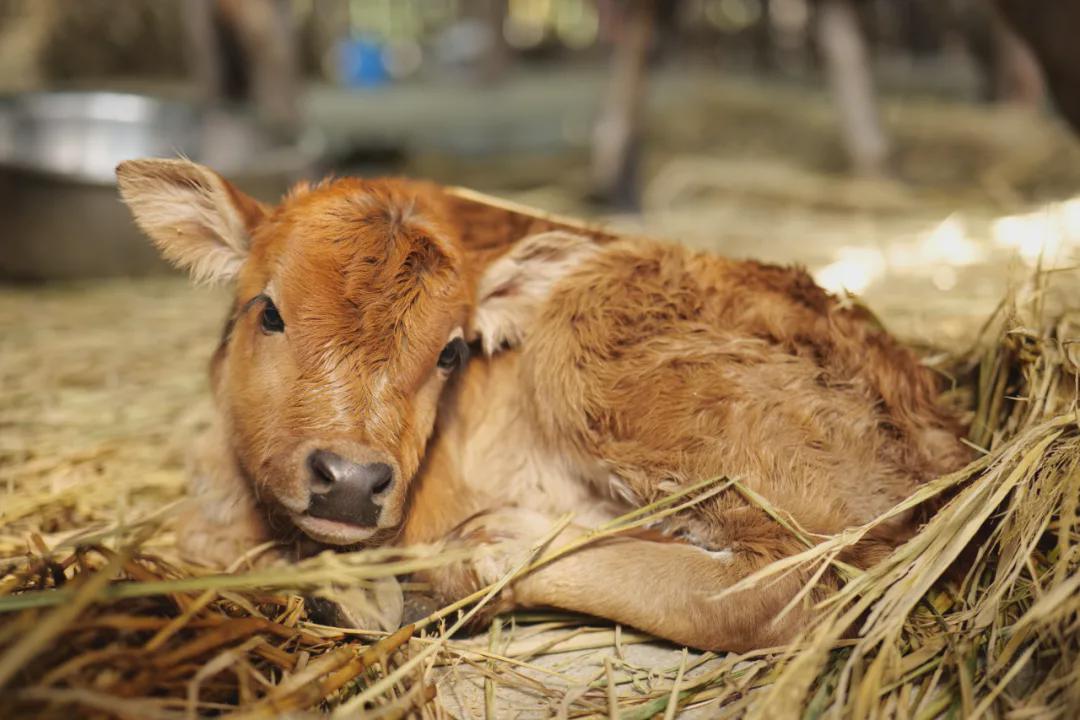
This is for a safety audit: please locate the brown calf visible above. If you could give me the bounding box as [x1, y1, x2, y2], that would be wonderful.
[117, 159, 968, 651]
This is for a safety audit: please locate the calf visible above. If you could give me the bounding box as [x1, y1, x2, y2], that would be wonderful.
[117, 159, 968, 651]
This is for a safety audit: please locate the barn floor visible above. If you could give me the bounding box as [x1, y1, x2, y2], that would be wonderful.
[2, 76, 1080, 717]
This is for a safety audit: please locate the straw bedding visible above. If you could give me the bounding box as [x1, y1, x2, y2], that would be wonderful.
[1, 254, 1078, 717]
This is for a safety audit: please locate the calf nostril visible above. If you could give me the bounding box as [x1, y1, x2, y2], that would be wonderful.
[369, 463, 394, 497]
[303, 456, 393, 526]
[307, 450, 338, 493]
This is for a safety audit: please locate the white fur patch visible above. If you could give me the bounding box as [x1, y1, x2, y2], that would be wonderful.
[702, 547, 735, 562]
[607, 474, 640, 505]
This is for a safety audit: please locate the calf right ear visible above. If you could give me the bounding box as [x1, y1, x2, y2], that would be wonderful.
[116, 158, 268, 284]
[471, 231, 601, 355]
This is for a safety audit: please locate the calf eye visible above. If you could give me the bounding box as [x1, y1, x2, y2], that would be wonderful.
[437, 337, 468, 371]
[260, 299, 285, 333]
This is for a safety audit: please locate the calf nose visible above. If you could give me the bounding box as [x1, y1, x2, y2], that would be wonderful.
[306, 450, 394, 527]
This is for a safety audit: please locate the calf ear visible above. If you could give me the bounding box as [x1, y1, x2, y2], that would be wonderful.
[471, 231, 600, 355]
[116, 158, 268, 284]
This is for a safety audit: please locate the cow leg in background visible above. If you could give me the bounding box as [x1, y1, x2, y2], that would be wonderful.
[421, 506, 819, 653]
[994, 0, 1079, 130]
[590, 0, 655, 209]
[990, 9, 1045, 109]
[816, 0, 891, 176]
[182, 0, 301, 137]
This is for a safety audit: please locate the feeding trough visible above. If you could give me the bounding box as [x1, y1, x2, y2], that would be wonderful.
[0, 91, 322, 281]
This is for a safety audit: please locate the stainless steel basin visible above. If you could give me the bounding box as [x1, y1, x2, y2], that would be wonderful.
[0, 91, 322, 281]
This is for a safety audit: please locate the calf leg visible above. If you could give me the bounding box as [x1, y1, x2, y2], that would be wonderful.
[423, 507, 819, 653]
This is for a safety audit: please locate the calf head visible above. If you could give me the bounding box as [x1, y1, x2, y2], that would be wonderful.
[118, 159, 471, 545]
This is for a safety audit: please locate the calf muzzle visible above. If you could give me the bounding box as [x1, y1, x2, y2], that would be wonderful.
[306, 450, 393, 527]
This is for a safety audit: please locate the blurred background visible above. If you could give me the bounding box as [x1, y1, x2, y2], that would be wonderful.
[1, 0, 1079, 344]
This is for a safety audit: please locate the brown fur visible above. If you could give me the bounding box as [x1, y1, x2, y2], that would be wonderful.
[117, 159, 969, 652]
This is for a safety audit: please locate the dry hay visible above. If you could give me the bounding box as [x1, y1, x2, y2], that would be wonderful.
[0, 256, 1078, 718]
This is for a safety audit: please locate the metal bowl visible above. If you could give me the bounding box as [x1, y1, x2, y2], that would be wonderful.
[0, 91, 322, 281]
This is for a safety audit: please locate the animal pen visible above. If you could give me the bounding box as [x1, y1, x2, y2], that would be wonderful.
[2, 1, 1080, 718]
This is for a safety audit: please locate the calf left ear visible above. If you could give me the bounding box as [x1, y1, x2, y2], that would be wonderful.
[471, 231, 600, 355]
[116, 158, 268, 284]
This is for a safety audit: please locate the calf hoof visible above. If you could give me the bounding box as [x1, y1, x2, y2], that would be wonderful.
[305, 575, 404, 632]
[401, 592, 441, 625]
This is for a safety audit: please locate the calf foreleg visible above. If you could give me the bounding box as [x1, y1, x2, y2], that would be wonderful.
[423, 507, 818, 653]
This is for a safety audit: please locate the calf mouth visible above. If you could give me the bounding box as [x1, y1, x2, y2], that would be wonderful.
[289, 512, 384, 545]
